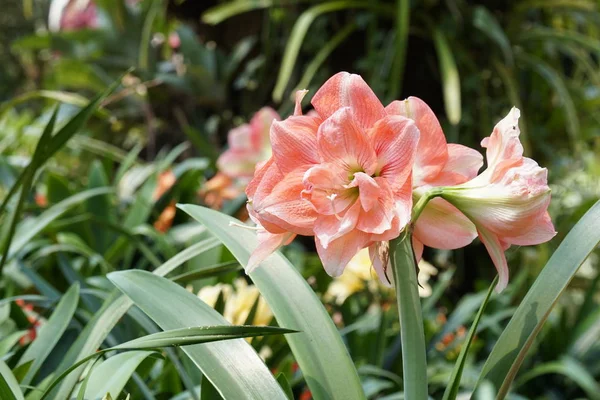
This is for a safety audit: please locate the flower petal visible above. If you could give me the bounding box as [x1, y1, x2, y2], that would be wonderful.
[354, 176, 396, 234]
[477, 226, 509, 292]
[317, 107, 378, 174]
[312, 72, 386, 130]
[386, 97, 448, 184]
[294, 89, 309, 116]
[258, 168, 318, 235]
[316, 229, 370, 277]
[412, 237, 424, 262]
[247, 230, 295, 273]
[431, 144, 483, 185]
[412, 197, 477, 250]
[314, 202, 361, 248]
[368, 115, 419, 191]
[302, 163, 356, 215]
[482, 107, 523, 180]
[502, 211, 556, 246]
[270, 114, 320, 174]
[250, 107, 280, 150]
[217, 149, 261, 179]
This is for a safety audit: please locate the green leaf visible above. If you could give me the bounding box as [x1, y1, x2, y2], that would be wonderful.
[201, 374, 222, 400]
[0, 360, 24, 400]
[202, 0, 272, 25]
[84, 351, 155, 400]
[473, 7, 514, 66]
[442, 278, 497, 400]
[0, 330, 27, 357]
[389, 0, 410, 100]
[517, 52, 581, 154]
[4, 187, 113, 262]
[18, 283, 80, 386]
[514, 357, 600, 400]
[390, 235, 428, 400]
[113, 325, 296, 349]
[0, 107, 57, 274]
[276, 373, 293, 400]
[432, 28, 461, 125]
[292, 23, 357, 94]
[170, 261, 241, 283]
[47, 238, 220, 400]
[272, 1, 393, 102]
[0, 90, 109, 119]
[108, 270, 288, 399]
[477, 200, 600, 396]
[177, 204, 366, 400]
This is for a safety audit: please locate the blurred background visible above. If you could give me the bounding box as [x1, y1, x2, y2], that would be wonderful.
[1, 0, 600, 399]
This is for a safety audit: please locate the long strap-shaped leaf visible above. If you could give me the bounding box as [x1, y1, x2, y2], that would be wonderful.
[178, 204, 366, 400]
[108, 271, 288, 400]
[17, 283, 80, 386]
[477, 200, 600, 397]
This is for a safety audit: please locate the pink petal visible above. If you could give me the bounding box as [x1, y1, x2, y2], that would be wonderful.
[412, 197, 477, 250]
[354, 176, 396, 234]
[314, 202, 361, 248]
[431, 144, 483, 185]
[302, 163, 356, 215]
[217, 149, 260, 179]
[249, 107, 280, 150]
[317, 107, 378, 174]
[311, 72, 386, 130]
[412, 237, 424, 262]
[502, 211, 556, 246]
[477, 226, 509, 292]
[294, 89, 308, 116]
[482, 107, 523, 180]
[247, 230, 295, 273]
[270, 114, 320, 174]
[316, 230, 370, 277]
[227, 124, 253, 150]
[257, 168, 318, 236]
[368, 115, 420, 191]
[386, 97, 448, 185]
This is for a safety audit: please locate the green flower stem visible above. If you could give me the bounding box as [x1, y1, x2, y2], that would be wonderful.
[390, 232, 428, 400]
[412, 187, 444, 222]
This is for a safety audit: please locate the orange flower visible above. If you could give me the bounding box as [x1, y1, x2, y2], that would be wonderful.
[154, 201, 177, 233]
[246, 73, 419, 283]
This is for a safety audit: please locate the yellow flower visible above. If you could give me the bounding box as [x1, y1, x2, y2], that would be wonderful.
[198, 278, 273, 326]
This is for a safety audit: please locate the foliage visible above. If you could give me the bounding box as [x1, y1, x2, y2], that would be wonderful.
[0, 0, 599, 399]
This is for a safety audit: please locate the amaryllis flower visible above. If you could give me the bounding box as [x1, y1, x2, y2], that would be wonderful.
[246, 73, 419, 282]
[386, 97, 483, 259]
[441, 108, 556, 291]
[217, 107, 280, 181]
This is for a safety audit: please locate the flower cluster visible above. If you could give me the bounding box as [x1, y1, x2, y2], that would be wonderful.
[243, 72, 555, 291]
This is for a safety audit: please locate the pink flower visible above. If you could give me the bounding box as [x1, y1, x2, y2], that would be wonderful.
[386, 97, 483, 259]
[246, 73, 419, 282]
[217, 107, 280, 181]
[58, 0, 99, 31]
[441, 108, 556, 291]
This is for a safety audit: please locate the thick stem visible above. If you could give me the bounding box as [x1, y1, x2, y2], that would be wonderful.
[390, 233, 428, 400]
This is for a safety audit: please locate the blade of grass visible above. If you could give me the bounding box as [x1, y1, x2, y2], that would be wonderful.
[442, 277, 497, 400]
[272, 1, 393, 102]
[432, 28, 461, 125]
[388, 0, 410, 100]
[18, 284, 80, 386]
[0, 360, 24, 400]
